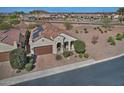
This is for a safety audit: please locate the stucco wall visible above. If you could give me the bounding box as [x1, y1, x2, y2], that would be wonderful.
[53, 35, 64, 54]
[30, 33, 77, 55]
[29, 37, 54, 54]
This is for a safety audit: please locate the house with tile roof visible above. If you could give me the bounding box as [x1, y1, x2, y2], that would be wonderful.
[0, 29, 26, 62]
[29, 23, 77, 55]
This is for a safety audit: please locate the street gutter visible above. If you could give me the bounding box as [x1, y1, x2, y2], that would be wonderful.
[0, 52, 124, 86]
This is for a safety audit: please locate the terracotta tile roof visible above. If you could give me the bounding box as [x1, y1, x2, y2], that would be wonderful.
[31, 23, 65, 42]
[41, 23, 62, 39]
[0, 29, 25, 45]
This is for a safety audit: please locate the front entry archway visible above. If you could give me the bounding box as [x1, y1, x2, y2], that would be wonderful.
[57, 42, 61, 53]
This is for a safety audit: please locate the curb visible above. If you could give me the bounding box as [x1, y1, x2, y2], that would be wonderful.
[0, 53, 124, 86]
[0, 59, 95, 86]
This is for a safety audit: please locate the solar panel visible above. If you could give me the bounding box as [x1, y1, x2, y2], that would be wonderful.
[32, 25, 44, 39]
[33, 32, 39, 39]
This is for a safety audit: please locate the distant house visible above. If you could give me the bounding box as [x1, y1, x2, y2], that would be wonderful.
[29, 23, 77, 55]
[0, 29, 25, 62]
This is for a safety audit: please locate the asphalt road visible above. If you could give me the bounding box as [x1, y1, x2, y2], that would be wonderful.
[15, 56, 124, 86]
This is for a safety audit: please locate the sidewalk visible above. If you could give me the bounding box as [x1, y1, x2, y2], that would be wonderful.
[1, 52, 124, 86]
[0, 59, 95, 86]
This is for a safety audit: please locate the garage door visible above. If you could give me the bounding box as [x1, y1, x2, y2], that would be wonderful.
[0, 52, 10, 62]
[34, 45, 52, 55]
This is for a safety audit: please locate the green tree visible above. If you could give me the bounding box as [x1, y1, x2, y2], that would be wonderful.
[9, 48, 27, 70]
[74, 40, 86, 54]
[25, 29, 31, 45]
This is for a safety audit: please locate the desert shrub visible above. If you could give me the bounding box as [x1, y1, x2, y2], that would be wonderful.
[97, 27, 100, 29]
[25, 63, 34, 71]
[91, 36, 99, 44]
[63, 51, 73, 58]
[100, 31, 104, 34]
[99, 28, 102, 31]
[84, 28, 88, 33]
[116, 33, 124, 41]
[56, 55, 62, 60]
[75, 30, 79, 33]
[122, 33, 124, 38]
[74, 40, 86, 54]
[27, 55, 35, 64]
[107, 36, 116, 45]
[84, 53, 89, 58]
[29, 58, 34, 64]
[26, 56, 32, 62]
[63, 21, 73, 30]
[9, 48, 27, 70]
[94, 27, 97, 30]
[79, 53, 83, 58]
[104, 30, 108, 33]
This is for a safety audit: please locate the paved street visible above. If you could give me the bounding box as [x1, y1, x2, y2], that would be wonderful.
[15, 56, 124, 86]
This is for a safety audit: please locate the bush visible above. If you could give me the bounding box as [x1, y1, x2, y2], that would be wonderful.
[94, 27, 97, 30]
[91, 36, 99, 44]
[27, 55, 35, 64]
[97, 27, 100, 29]
[104, 30, 108, 33]
[29, 58, 34, 64]
[9, 48, 27, 70]
[122, 33, 124, 39]
[116, 33, 124, 41]
[56, 55, 62, 60]
[84, 28, 88, 33]
[75, 30, 79, 33]
[25, 63, 34, 71]
[74, 40, 86, 54]
[107, 36, 116, 45]
[79, 53, 83, 58]
[84, 53, 89, 58]
[63, 51, 73, 58]
[63, 21, 73, 30]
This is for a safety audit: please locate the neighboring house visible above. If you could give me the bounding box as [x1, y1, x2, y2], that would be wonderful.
[29, 23, 77, 55]
[0, 29, 25, 62]
[0, 43, 16, 62]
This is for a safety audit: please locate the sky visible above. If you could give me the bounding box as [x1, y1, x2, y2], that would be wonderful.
[0, 7, 120, 13]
